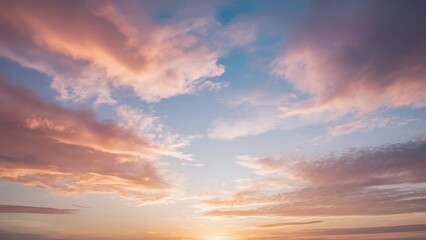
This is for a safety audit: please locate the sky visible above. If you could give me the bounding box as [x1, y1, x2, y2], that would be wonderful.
[0, 0, 426, 239]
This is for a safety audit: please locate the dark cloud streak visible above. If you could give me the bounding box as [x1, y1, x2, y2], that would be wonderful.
[0, 205, 76, 214]
[257, 220, 323, 228]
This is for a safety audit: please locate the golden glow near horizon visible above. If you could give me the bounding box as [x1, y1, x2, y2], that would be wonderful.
[206, 235, 233, 240]
[0, 0, 426, 240]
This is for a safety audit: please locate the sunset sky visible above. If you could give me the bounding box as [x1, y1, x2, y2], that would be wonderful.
[1, 0, 426, 239]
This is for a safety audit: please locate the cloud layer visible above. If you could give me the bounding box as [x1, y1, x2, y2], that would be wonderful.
[0, 78, 183, 204]
[203, 140, 426, 217]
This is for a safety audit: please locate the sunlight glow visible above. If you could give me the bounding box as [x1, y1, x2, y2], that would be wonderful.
[206, 235, 231, 240]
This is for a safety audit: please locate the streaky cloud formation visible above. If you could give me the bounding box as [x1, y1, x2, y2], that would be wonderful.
[241, 224, 426, 240]
[0, 230, 102, 240]
[203, 140, 426, 217]
[0, 0, 226, 103]
[0, 205, 76, 214]
[0, 231, 62, 240]
[307, 224, 426, 236]
[257, 220, 322, 228]
[0, 78, 184, 204]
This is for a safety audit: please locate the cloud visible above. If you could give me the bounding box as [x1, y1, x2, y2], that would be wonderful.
[237, 141, 426, 187]
[235, 155, 290, 176]
[0, 78, 184, 204]
[311, 116, 404, 145]
[71, 204, 90, 209]
[236, 224, 426, 240]
[0, 205, 76, 214]
[0, 230, 97, 240]
[115, 104, 192, 161]
[307, 224, 426, 236]
[257, 220, 322, 228]
[207, 88, 295, 139]
[202, 140, 426, 217]
[0, 0, 227, 103]
[0, 229, 193, 240]
[328, 117, 391, 137]
[0, 231, 58, 240]
[208, 0, 426, 139]
[274, 0, 426, 123]
[207, 112, 279, 140]
[201, 190, 280, 208]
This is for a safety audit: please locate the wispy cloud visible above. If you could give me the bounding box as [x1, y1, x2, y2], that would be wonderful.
[273, 1, 426, 119]
[70, 204, 90, 209]
[207, 112, 279, 140]
[257, 220, 322, 228]
[0, 205, 76, 214]
[0, 1, 231, 104]
[307, 224, 426, 236]
[235, 224, 426, 240]
[328, 117, 391, 137]
[208, 0, 426, 139]
[0, 78, 184, 204]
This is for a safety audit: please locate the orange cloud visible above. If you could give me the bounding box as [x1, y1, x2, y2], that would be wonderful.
[0, 78, 183, 204]
[0, 0, 225, 103]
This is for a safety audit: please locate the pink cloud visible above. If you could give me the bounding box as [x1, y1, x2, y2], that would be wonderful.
[0, 0, 226, 103]
[0, 78, 183, 204]
[208, 1, 426, 140]
[273, 1, 426, 122]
